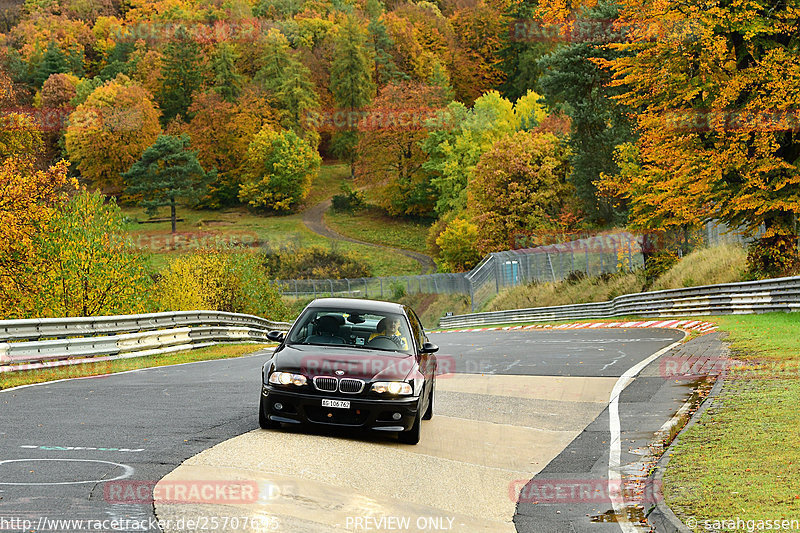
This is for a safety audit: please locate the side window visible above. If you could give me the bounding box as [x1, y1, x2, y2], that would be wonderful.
[406, 309, 425, 350]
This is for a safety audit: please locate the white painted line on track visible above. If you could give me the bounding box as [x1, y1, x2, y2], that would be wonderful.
[607, 332, 687, 531]
[0, 458, 134, 486]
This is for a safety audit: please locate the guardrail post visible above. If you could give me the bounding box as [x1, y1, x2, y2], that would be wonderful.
[364, 278, 368, 298]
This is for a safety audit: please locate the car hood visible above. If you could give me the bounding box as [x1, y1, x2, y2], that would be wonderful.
[274, 344, 416, 381]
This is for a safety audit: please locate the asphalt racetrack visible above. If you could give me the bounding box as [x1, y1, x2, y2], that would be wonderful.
[0, 327, 695, 533]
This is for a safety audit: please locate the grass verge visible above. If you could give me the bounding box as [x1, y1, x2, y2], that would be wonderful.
[325, 206, 431, 254]
[0, 343, 273, 390]
[487, 243, 748, 312]
[662, 312, 800, 527]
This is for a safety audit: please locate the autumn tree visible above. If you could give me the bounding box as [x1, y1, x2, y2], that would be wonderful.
[468, 131, 573, 252]
[41, 73, 78, 109]
[65, 74, 162, 193]
[355, 82, 451, 216]
[449, 1, 507, 96]
[122, 134, 213, 233]
[593, 0, 800, 276]
[157, 249, 288, 319]
[35, 190, 154, 317]
[330, 15, 376, 178]
[0, 113, 44, 161]
[239, 127, 321, 212]
[435, 217, 482, 272]
[186, 89, 277, 206]
[0, 158, 76, 318]
[422, 91, 541, 215]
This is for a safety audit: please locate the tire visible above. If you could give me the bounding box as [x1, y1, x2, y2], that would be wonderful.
[259, 394, 280, 430]
[398, 407, 421, 445]
[422, 383, 434, 420]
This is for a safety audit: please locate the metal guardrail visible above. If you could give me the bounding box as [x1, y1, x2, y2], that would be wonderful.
[439, 276, 800, 328]
[0, 311, 292, 371]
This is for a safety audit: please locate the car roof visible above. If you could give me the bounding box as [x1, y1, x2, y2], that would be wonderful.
[306, 298, 406, 315]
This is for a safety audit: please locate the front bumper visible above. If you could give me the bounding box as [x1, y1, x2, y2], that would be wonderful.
[261, 385, 419, 431]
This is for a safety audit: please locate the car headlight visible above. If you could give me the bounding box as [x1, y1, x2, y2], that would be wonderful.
[371, 381, 413, 395]
[268, 371, 307, 387]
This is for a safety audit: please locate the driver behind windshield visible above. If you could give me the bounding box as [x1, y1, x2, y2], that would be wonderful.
[368, 316, 409, 350]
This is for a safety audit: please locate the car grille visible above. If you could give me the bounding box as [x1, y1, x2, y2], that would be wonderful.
[339, 378, 365, 394]
[313, 377, 338, 392]
[312, 376, 365, 394]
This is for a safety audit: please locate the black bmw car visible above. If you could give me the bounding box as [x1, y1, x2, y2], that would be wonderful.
[259, 298, 438, 444]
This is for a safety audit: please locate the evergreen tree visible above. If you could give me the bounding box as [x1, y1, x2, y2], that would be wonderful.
[34, 41, 69, 87]
[211, 42, 242, 103]
[255, 29, 319, 142]
[254, 28, 294, 94]
[273, 60, 320, 141]
[100, 41, 135, 81]
[157, 26, 205, 123]
[330, 16, 376, 177]
[536, 3, 633, 223]
[498, 0, 555, 101]
[369, 20, 408, 85]
[427, 60, 454, 103]
[122, 134, 213, 233]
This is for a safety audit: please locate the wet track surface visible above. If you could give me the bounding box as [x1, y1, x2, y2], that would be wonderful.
[0, 328, 693, 532]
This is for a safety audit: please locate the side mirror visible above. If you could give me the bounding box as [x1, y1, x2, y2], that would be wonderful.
[421, 342, 439, 353]
[267, 331, 285, 343]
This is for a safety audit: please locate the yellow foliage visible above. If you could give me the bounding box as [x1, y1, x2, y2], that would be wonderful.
[158, 250, 288, 320]
[0, 158, 77, 318]
[65, 74, 162, 193]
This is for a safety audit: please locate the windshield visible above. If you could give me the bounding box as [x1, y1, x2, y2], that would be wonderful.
[286, 308, 414, 354]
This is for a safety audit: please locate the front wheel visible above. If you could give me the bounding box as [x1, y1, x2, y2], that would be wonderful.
[259, 394, 280, 429]
[398, 408, 421, 445]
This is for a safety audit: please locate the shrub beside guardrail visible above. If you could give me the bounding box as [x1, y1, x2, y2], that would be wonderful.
[0, 311, 292, 372]
[439, 275, 800, 328]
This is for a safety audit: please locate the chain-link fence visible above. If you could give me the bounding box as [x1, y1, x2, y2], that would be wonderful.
[275, 232, 645, 311]
[704, 220, 763, 247]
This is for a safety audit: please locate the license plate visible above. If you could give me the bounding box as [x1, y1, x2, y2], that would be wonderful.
[322, 399, 350, 409]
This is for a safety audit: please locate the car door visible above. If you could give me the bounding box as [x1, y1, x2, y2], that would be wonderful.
[405, 308, 434, 406]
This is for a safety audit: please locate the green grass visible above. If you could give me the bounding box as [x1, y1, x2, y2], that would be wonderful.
[0, 343, 272, 390]
[708, 313, 800, 362]
[303, 162, 350, 208]
[121, 206, 420, 276]
[663, 312, 800, 528]
[325, 206, 432, 254]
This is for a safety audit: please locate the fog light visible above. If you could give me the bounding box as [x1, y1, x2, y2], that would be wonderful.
[274, 402, 283, 411]
[392, 412, 402, 420]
